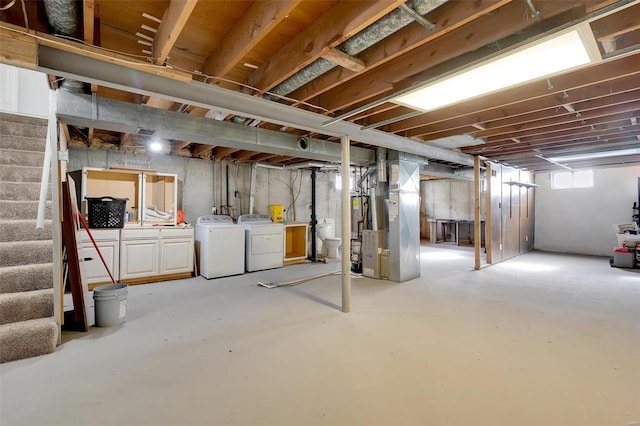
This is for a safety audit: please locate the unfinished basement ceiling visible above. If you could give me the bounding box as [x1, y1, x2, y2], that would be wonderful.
[1, 0, 639, 171]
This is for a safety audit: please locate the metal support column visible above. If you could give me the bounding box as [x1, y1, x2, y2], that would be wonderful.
[474, 155, 482, 270]
[310, 167, 318, 262]
[341, 135, 351, 313]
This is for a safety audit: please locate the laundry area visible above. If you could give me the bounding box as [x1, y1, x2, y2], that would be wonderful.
[1, 0, 640, 424]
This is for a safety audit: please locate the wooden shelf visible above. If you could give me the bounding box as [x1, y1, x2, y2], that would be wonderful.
[284, 222, 308, 261]
[504, 181, 539, 188]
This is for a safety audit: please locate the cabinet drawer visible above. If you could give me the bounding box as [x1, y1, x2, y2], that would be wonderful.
[79, 229, 120, 243]
[121, 228, 160, 240]
[159, 227, 194, 239]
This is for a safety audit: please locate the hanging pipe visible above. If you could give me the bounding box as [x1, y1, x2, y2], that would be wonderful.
[310, 167, 319, 262]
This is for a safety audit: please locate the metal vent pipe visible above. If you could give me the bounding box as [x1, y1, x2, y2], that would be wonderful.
[270, 0, 448, 97]
[43, 0, 87, 93]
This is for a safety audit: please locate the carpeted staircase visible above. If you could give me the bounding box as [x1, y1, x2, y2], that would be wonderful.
[0, 112, 58, 363]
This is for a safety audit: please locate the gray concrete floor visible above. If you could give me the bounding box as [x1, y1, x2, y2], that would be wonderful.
[1, 244, 639, 426]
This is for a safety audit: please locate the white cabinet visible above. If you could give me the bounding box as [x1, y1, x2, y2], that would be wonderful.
[79, 229, 120, 285]
[143, 173, 178, 226]
[159, 228, 194, 274]
[70, 168, 178, 227]
[120, 227, 194, 281]
[120, 228, 160, 280]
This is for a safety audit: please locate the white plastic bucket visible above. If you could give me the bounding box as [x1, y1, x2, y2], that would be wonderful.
[93, 284, 128, 327]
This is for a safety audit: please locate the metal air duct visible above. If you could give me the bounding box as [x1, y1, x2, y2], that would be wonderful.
[43, 0, 87, 93]
[271, 0, 448, 97]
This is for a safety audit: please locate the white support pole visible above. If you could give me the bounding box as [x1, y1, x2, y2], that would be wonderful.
[341, 135, 351, 313]
[474, 155, 481, 270]
[46, 90, 63, 338]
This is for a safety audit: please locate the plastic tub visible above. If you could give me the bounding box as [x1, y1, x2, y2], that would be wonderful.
[93, 284, 128, 327]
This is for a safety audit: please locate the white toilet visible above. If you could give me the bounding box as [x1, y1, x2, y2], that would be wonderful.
[317, 218, 342, 258]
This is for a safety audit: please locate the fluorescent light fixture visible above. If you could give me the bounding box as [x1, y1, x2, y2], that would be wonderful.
[547, 148, 640, 162]
[149, 141, 163, 152]
[393, 25, 601, 113]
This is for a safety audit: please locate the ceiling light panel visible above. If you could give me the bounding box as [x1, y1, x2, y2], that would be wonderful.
[394, 25, 601, 113]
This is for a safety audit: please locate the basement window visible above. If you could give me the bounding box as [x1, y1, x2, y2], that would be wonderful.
[551, 170, 594, 189]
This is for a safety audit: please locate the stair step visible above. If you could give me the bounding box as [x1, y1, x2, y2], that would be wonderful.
[0, 148, 45, 167]
[0, 135, 46, 152]
[0, 121, 48, 139]
[0, 181, 50, 201]
[0, 165, 45, 182]
[0, 317, 58, 363]
[0, 112, 47, 127]
[0, 288, 54, 325]
[0, 240, 53, 267]
[0, 200, 52, 221]
[0, 263, 53, 294]
[0, 220, 52, 243]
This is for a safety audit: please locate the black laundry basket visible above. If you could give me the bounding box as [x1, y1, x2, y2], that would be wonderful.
[86, 196, 128, 228]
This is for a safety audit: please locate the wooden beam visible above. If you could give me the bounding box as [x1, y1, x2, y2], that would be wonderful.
[248, 0, 404, 92]
[0, 22, 191, 81]
[250, 153, 279, 162]
[484, 162, 492, 265]
[590, 3, 640, 40]
[153, 0, 199, 65]
[173, 140, 192, 151]
[203, 0, 301, 79]
[422, 91, 640, 142]
[322, 48, 366, 72]
[119, 133, 134, 148]
[83, 0, 95, 45]
[145, 97, 176, 109]
[289, 0, 512, 103]
[482, 100, 640, 143]
[231, 150, 257, 160]
[316, 1, 587, 112]
[396, 69, 640, 139]
[212, 146, 239, 159]
[393, 51, 640, 135]
[0, 26, 37, 70]
[191, 144, 215, 157]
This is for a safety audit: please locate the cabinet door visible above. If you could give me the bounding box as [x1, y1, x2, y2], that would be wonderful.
[80, 240, 119, 284]
[159, 238, 193, 275]
[120, 239, 159, 279]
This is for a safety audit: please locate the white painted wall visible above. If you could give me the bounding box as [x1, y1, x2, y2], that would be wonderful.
[0, 64, 49, 118]
[534, 165, 640, 256]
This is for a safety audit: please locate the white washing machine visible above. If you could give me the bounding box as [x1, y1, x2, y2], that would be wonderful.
[237, 214, 284, 272]
[195, 215, 245, 279]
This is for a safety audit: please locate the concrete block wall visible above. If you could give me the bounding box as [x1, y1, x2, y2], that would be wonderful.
[68, 148, 343, 231]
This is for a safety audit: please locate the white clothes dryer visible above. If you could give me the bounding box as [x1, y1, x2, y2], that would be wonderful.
[237, 214, 284, 272]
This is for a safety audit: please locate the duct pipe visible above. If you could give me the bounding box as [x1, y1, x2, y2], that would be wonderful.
[249, 163, 257, 214]
[310, 167, 318, 261]
[376, 147, 387, 182]
[42, 0, 87, 94]
[271, 0, 448, 96]
[341, 135, 351, 313]
[225, 163, 229, 210]
[357, 166, 376, 189]
[369, 184, 379, 231]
